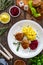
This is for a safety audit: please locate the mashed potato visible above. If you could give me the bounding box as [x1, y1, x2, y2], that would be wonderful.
[22, 26, 37, 41]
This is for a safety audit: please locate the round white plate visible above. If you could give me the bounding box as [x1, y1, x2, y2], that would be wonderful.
[7, 20, 43, 58]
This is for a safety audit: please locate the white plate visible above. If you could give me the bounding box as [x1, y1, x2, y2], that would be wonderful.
[7, 20, 43, 58]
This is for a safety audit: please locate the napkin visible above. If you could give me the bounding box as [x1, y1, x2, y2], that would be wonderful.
[0, 58, 8, 65]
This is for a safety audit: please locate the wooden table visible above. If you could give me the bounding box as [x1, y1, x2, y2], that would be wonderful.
[0, 0, 43, 65]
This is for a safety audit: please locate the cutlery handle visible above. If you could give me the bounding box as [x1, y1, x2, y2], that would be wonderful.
[3, 47, 13, 59]
[0, 43, 13, 59]
[0, 50, 10, 60]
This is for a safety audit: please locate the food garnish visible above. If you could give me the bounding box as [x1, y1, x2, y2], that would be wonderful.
[28, 54, 43, 65]
[29, 40, 38, 50]
[13, 42, 21, 51]
[15, 33, 24, 41]
[21, 39, 29, 49]
[0, 0, 13, 10]
[22, 26, 37, 41]
[16, 42, 21, 51]
[13, 42, 18, 45]
[0, 27, 8, 35]
[28, 0, 41, 17]
[14, 60, 26, 65]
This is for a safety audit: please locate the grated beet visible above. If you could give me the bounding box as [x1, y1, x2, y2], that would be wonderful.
[10, 7, 19, 16]
[30, 40, 38, 50]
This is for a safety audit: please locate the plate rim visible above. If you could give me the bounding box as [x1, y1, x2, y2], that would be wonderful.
[7, 20, 43, 58]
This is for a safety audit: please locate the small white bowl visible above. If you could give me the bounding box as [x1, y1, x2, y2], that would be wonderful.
[9, 5, 20, 17]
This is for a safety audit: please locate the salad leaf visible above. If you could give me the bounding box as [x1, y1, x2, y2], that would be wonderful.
[0, 27, 8, 35]
[28, 0, 41, 17]
[28, 54, 43, 65]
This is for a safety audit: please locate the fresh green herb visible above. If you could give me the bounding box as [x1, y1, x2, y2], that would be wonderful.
[0, 0, 13, 10]
[28, 0, 41, 17]
[28, 54, 43, 65]
[16, 42, 21, 51]
[13, 42, 18, 45]
[0, 27, 8, 35]
[36, 35, 39, 39]
[13, 42, 21, 45]
[4, 0, 8, 4]
[13, 42, 21, 51]
[5, 1, 12, 8]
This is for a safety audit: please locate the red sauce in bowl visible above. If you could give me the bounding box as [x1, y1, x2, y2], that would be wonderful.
[9, 6, 20, 17]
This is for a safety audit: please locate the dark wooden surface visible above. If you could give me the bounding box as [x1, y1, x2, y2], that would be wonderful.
[0, 0, 43, 65]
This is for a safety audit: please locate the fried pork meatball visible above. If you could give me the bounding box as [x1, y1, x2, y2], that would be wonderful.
[36, 1, 43, 20]
[21, 39, 30, 49]
[37, 2, 43, 14]
[15, 33, 24, 41]
[41, 2, 43, 9]
[32, 0, 41, 7]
